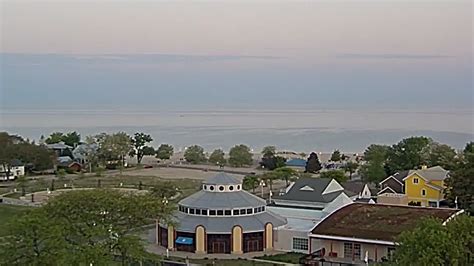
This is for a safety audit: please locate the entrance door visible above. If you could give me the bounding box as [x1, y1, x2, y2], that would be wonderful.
[212, 241, 227, 253]
[246, 240, 260, 253]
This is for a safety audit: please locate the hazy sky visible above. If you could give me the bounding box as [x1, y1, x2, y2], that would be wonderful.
[0, 0, 472, 109]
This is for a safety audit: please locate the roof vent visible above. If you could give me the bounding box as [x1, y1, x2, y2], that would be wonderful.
[300, 185, 314, 191]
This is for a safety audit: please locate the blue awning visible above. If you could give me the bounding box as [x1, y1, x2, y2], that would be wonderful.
[175, 237, 193, 245]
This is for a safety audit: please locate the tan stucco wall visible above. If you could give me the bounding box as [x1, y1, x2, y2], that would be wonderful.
[167, 226, 174, 250]
[377, 194, 408, 205]
[195, 226, 206, 254]
[265, 223, 274, 251]
[231, 226, 243, 254]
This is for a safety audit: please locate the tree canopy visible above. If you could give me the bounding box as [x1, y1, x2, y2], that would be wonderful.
[228, 144, 253, 167]
[130, 132, 153, 164]
[330, 150, 342, 162]
[96, 132, 133, 168]
[445, 142, 474, 213]
[0, 189, 174, 265]
[320, 170, 347, 183]
[385, 136, 432, 174]
[208, 149, 226, 166]
[156, 144, 174, 160]
[391, 215, 473, 265]
[45, 131, 81, 147]
[305, 152, 322, 173]
[184, 145, 206, 164]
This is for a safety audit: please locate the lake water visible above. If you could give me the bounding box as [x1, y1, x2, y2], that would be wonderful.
[1, 107, 472, 152]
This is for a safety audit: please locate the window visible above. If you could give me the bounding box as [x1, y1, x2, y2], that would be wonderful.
[262, 206, 265, 212]
[292, 237, 308, 251]
[254, 207, 258, 213]
[233, 210, 239, 215]
[203, 185, 207, 190]
[413, 178, 419, 184]
[196, 209, 201, 215]
[225, 210, 231, 216]
[237, 185, 241, 190]
[344, 243, 361, 259]
[421, 189, 426, 196]
[247, 208, 253, 214]
[229, 186, 234, 191]
[219, 186, 225, 191]
[217, 210, 224, 216]
[189, 208, 195, 214]
[209, 186, 215, 191]
[240, 209, 246, 215]
[209, 210, 216, 216]
[202, 209, 208, 216]
[184, 207, 189, 213]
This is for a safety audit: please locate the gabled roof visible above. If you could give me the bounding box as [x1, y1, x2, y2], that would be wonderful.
[311, 203, 460, 242]
[274, 178, 344, 204]
[377, 186, 397, 195]
[341, 180, 366, 196]
[380, 170, 409, 185]
[404, 166, 449, 182]
[46, 142, 72, 150]
[10, 159, 24, 167]
[203, 172, 242, 185]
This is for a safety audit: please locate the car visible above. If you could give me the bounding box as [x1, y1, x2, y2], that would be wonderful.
[143, 165, 153, 169]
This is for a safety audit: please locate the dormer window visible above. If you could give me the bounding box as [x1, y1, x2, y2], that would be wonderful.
[413, 178, 419, 184]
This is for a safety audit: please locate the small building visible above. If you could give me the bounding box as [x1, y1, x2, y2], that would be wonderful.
[270, 178, 353, 253]
[0, 159, 25, 181]
[341, 180, 375, 201]
[156, 173, 287, 254]
[403, 166, 449, 207]
[378, 170, 409, 194]
[46, 141, 73, 157]
[285, 158, 307, 170]
[307, 203, 461, 264]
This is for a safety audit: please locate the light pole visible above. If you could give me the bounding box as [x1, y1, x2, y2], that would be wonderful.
[260, 180, 265, 198]
[156, 197, 169, 245]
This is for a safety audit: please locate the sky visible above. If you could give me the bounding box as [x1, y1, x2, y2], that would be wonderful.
[0, 0, 472, 109]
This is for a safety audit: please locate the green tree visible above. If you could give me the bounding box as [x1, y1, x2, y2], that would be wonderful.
[426, 142, 457, 170]
[208, 149, 226, 165]
[385, 136, 432, 174]
[320, 170, 347, 183]
[56, 169, 66, 179]
[391, 215, 473, 265]
[62, 132, 81, 147]
[130, 132, 153, 164]
[273, 167, 298, 186]
[184, 145, 206, 164]
[343, 161, 359, 180]
[97, 132, 133, 171]
[0, 208, 67, 265]
[262, 146, 276, 158]
[243, 175, 259, 192]
[360, 161, 387, 184]
[445, 142, 474, 213]
[156, 144, 174, 160]
[363, 144, 389, 162]
[0, 189, 176, 266]
[45, 132, 64, 144]
[305, 152, 322, 173]
[260, 155, 287, 170]
[228, 144, 253, 167]
[151, 181, 178, 199]
[330, 149, 342, 162]
[262, 171, 279, 192]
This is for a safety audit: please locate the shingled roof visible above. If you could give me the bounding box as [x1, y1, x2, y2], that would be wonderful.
[311, 203, 460, 243]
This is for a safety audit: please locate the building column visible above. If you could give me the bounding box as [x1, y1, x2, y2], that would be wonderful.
[167, 226, 175, 250]
[264, 223, 274, 251]
[231, 226, 243, 254]
[195, 225, 207, 254]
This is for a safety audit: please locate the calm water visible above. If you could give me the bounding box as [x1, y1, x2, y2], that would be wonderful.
[1, 107, 472, 152]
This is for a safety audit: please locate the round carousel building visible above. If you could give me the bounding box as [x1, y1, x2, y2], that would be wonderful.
[157, 173, 287, 254]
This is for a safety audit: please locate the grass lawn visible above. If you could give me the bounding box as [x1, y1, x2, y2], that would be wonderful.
[0, 204, 32, 236]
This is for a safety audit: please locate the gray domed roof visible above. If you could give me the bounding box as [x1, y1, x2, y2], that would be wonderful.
[179, 189, 266, 209]
[173, 210, 287, 233]
[203, 172, 242, 185]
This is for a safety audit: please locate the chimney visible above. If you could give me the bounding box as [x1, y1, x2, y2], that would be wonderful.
[421, 165, 428, 170]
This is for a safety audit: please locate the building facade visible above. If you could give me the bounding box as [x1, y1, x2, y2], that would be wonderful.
[156, 173, 286, 254]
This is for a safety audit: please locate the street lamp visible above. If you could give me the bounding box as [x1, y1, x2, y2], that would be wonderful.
[156, 197, 169, 245]
[260, 180, 266, 198]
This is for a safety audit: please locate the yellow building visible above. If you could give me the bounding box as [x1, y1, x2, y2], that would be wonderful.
[403, 166, 448, 207]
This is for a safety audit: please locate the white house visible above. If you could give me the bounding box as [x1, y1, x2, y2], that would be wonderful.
[0, 159, 25, 181]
